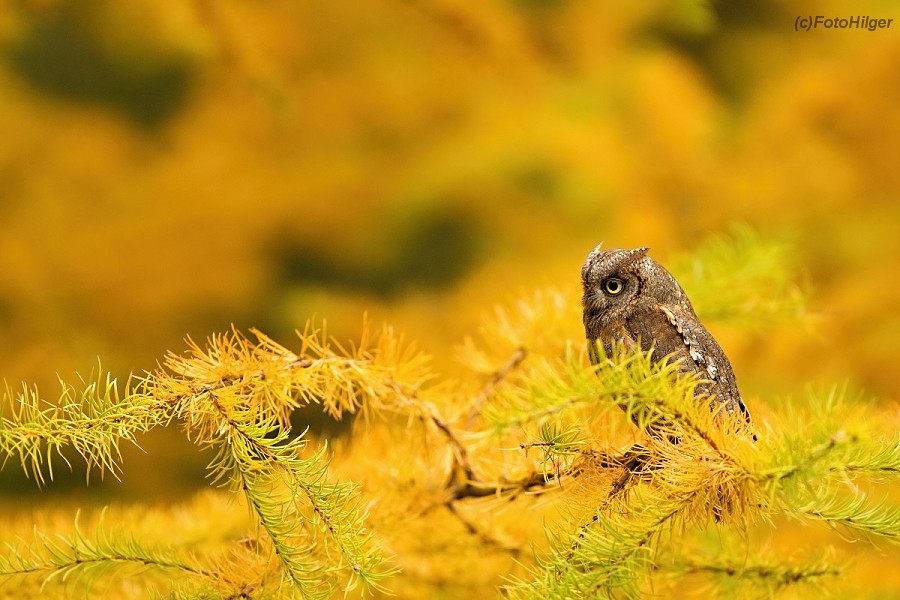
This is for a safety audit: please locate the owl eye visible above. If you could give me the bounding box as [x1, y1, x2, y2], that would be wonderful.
[603, 277, 624, 295]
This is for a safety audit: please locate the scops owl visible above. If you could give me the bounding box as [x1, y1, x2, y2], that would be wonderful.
[581, 245, 750, 423]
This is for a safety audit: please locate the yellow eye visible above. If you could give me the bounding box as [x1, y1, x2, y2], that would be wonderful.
[604, 278, 624, 295]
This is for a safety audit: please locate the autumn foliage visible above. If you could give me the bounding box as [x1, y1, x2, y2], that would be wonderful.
[1, 1, 899, 598]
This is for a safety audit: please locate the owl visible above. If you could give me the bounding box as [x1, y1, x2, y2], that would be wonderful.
[581, 245, 750, 425]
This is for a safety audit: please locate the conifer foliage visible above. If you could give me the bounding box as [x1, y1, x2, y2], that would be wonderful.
[0, 231, 899, 599]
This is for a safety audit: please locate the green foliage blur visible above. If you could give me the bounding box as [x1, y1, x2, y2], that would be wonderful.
[0, 0, 897, 514]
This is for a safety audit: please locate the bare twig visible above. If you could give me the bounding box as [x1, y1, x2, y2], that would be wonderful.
[444, 502, 522, 556]
[562, 444, 656, 565]
[466, 346, 527, 426]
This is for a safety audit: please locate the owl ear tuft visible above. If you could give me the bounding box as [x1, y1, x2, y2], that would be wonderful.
[581, 242, 605, 283]
[587, 242, 604, 259]
[622, 247, 649, 265]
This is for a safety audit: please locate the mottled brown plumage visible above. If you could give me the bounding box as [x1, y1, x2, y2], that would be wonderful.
[581, 245, 750, 421]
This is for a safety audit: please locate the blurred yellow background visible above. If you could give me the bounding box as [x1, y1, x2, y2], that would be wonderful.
[0, 0, 898, 502]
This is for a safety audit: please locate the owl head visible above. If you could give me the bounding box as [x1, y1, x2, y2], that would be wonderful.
[581, 245, 691, 328]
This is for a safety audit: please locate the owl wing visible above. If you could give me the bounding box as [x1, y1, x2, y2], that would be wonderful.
[622, 303, 691, 367]
[626, 303, 749, 419]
